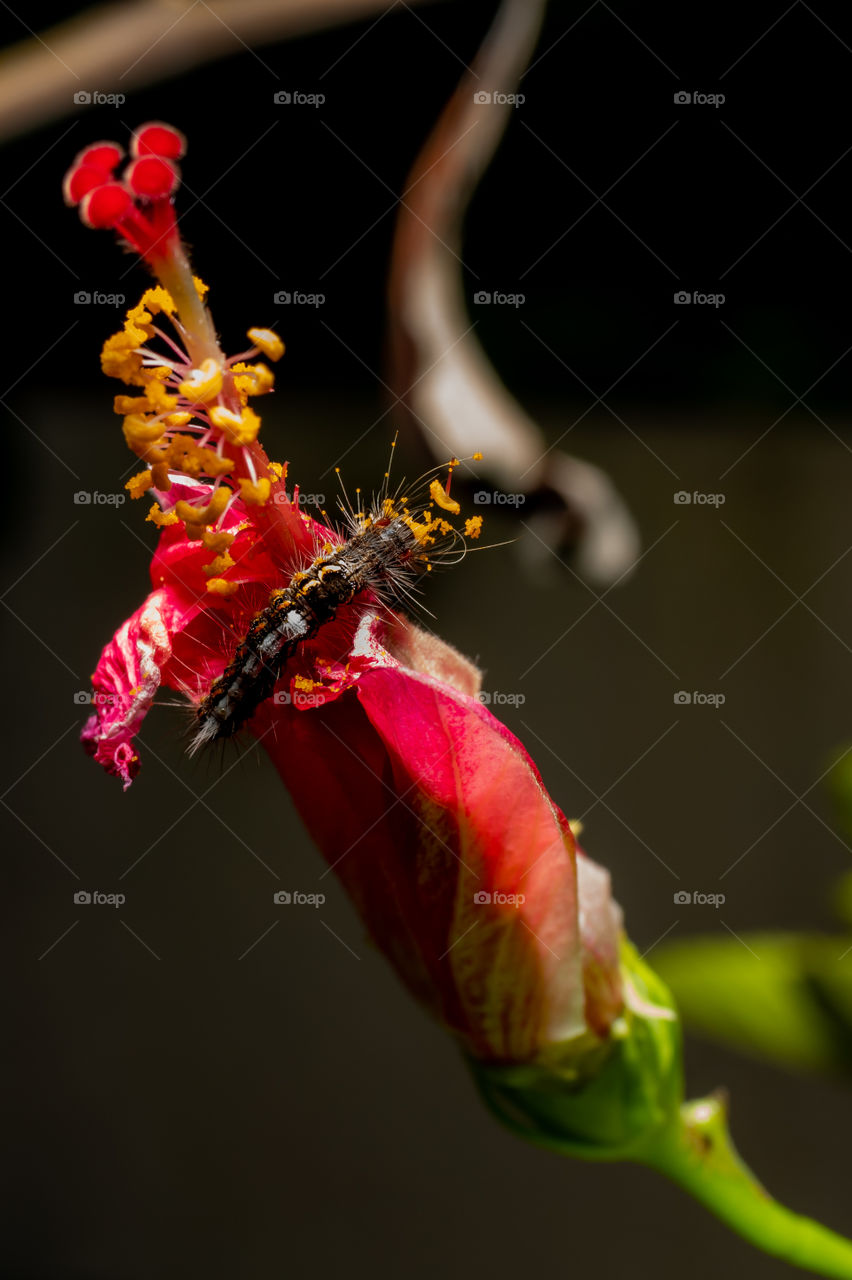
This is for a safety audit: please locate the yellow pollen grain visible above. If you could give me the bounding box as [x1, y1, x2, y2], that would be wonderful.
[114, 394, 151, 415]
[464, 515, 483, 539]
[294, 675, 321, 692]
[206, 577, 239, 598]
[247, 327, 285, 362]
[231, 362, 275, 397]
[166, 435, 232, 480]
[126, 471, 153, 500]
[429, 478, 461, 515]
[238, 477, 271, 506]
[201, 528, 235, 553]
[174, 485, 232, 534]
[139, 285, 176, 316]
[122, 420, 164, 459]
[101, 332, 144, 385]
[402, 513, 435, 548]
[123, 413, 167, 443]
[125, 303, 155, 336]
[202, 551, 235, 577]
[144, 380, 178, 412]
[209, 405, 261, 446]
[178, 358, 223, 405]
[146, 502, 179, 528]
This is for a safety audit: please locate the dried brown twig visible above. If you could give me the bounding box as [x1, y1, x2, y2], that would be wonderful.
[0, 0, 436, 143]
[388, 0, 640, 584]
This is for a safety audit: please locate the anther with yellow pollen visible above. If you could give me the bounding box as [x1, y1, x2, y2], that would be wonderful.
[65, 121, 304, 589]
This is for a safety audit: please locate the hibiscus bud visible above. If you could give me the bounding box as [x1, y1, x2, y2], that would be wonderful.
[255, 616, 626, 1069]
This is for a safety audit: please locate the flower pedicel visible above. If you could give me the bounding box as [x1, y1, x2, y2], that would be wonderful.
[65, 123, 852, 1278]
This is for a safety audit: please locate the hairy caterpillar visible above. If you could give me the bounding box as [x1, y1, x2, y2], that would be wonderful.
[189, 458, 483, 754]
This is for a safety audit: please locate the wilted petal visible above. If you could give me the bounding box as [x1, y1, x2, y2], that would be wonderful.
[81, 588, 189, 788]
[575, 849, 624, 1036]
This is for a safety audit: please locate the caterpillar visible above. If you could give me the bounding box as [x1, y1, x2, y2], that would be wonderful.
[189, 457, 483, 755]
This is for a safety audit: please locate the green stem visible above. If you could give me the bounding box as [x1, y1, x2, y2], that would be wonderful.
[641, 1095, 852, 1279]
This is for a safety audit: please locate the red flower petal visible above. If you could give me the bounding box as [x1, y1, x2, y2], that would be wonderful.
[256, 626, 601, 1061]
[82, 485, 324, 777]
[81, 502, 624, 1057]
[81, 588, 189, 789]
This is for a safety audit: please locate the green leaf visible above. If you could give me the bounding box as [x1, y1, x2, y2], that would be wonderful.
[832, 871, 852, 930]
[653, 932, 852, 1078]
[826, 747, 852, 846]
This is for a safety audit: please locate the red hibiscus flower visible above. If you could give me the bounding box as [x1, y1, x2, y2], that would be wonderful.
[63, 122, 852, 1279]
[68, 121, 626, 1064]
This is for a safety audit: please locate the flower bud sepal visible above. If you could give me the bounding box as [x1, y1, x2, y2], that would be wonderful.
[470, 938, 852, 1279]
[468, 937, 681, 1162]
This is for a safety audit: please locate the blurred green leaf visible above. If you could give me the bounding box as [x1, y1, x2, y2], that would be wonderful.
[653, 932, 852, 1078]
[832, 871, 852, 930]
[825, 747, 852, 846]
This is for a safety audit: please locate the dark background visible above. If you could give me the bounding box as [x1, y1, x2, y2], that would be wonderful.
[1, 2, 852, 1278]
